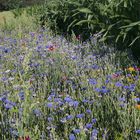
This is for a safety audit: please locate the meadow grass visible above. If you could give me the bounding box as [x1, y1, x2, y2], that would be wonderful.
[0, 9, 140, 140]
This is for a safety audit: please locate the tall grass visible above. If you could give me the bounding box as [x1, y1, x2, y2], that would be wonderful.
[0, 9, 38, 32]
[40, 0, 140, 60]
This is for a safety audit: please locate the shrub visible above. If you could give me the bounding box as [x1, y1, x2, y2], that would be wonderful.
[40, 0, 140, 60]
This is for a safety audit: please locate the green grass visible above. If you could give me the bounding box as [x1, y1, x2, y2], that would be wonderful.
[0, 9, 38, 32]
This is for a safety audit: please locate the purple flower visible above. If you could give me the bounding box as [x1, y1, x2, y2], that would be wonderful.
[69, 101, 79, 107]
[69, 134, 76, 140]
[66, 115, 74, 120]
[60, 117, 67, 123]
[82, 99, 89, 103]
[115, 82, 123, 87]
[88, 78, 97, 85]
[94, 88, 101, 92]
[85, 123, 93, 129]
[133, 98, 140, 102]
[118, 97, 125, 102]
[100, 86, 110, 94]
[91, 64, 99, 69]
[76, 113, 84, 119]
[65, 96, 73, 103]
[73, 129, 81, 134]
[123, 85, 129, 89]
[47, 102, 53, 108]
[33, 109, 41, 117]
[92, 129, 98, 137]
[5, 104, 13, 109]
[48, 117, 53, 122]
[18, 92, 24, 100]
[0, 96, 7, 102]
[92, 118, 97, 124]
[129, 84, 136, 92]
[4, 99, 16, 106]
[135, 129, 140, 134]
[86, 109, 92, 114]
[105, 79, 110, 84]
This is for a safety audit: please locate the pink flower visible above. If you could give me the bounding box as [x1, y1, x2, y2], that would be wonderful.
[25, 136, 30, 140]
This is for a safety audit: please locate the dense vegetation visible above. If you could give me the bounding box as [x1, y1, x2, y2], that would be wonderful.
[0, 0, 140, 140]
[40, 0, 140, 61]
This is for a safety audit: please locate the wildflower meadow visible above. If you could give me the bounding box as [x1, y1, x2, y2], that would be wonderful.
[0, 0, 140, 140]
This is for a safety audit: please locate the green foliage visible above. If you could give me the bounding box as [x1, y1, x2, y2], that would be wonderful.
[0, 0, 22, 10]
[40, 0, 140, 59]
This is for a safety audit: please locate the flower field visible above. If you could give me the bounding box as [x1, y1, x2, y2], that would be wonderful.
[0, 27, 140, 140]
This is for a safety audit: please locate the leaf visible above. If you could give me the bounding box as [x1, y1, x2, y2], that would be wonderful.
[67, 19, 77, 31]
[77, 8, 92, 14]
[120, 21, 140, 29]
[75, 20, 97, 26]
[129, 36, 140, 46]
[66, 1, 81, 6]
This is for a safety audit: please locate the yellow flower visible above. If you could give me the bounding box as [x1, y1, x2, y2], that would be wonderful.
[127, 67, 135, 71]
[135, 104, 140, 110]
[126, 77, 133, 82]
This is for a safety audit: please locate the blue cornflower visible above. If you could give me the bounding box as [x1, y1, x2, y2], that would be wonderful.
[129, 84, 136, 92]
[133, 98, 140, 102]
[60, 117, 67, 123]
[4, 99, 16, 106]
[5, 103, 13, 110]
[123, 85, 129, 89]
[0, 96, 7, 102]
[71, 55, 77, 60]
[100, 86, 110, 94]
[69, 134, 76, 140]
[92, 118, 97, 124]
[85, 123, 93, 129]
[69, 101, 79, 107]
[18, 91, 24, 100]
[36, 46, 42, 52]
[86, 109, 92, 114]
[94, 88, 101, 92]
[76, 113, 84, 119]
[47, 102, 53, 108]
[54, 98, 62, 102]
[81, 87, 87, 91]
[66, 115, 74, 120]
[9, 128, 18, 136]
[105, 79, 110, 84]
[91, 64, 99, 69]
[92, 128, 98, 136]
[48, 117, 53, 122]
[88, 78, 97, 85]
[115, 82, 123, 87]
[82, 99, 89, 103]
[33, 109, 41, 117]
[135, 129, 140, 134]
[3, 48, 10, 53]
[64, 96, 73, 103]
[73, 129, 81, 134]
[118, 97, 125, 102]
[47, 96, 52, 101]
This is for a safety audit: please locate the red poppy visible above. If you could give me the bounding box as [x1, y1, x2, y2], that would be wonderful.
[76, 35, 81, 40]
[48, 45, 55, 51]
[25, 136, 30, 140]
